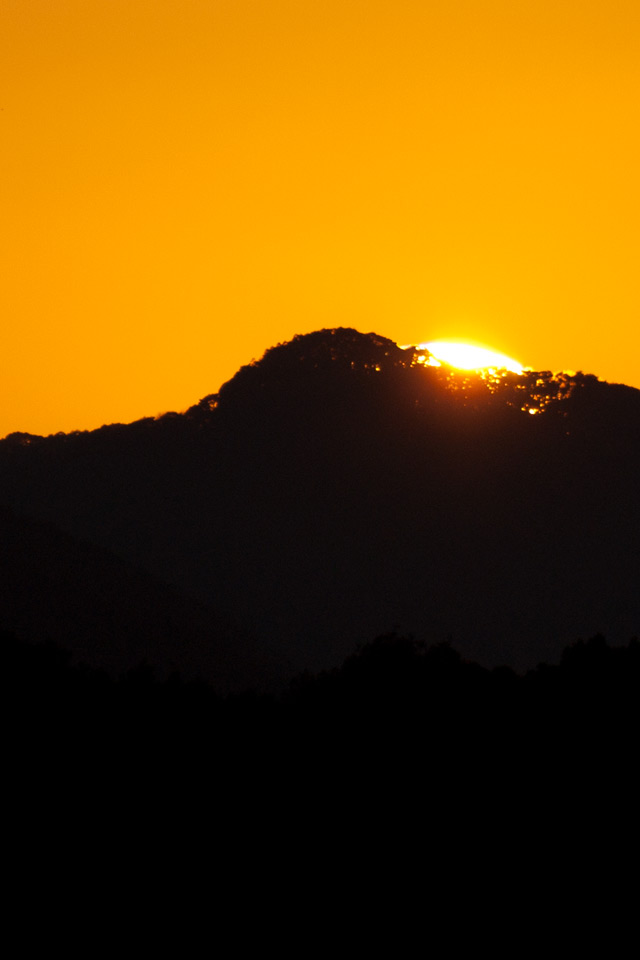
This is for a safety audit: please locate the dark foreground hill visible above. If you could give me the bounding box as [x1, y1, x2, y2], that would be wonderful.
[1, 328, 639, 685]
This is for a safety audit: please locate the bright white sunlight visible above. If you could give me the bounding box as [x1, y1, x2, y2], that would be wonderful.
[417, 341, 524, 375]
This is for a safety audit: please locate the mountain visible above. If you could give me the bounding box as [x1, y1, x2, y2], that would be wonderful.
[1, 328, 638, 684]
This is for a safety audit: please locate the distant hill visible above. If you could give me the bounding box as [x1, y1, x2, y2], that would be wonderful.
[1, 328, 639, 683]
[0, 506, 272, 690]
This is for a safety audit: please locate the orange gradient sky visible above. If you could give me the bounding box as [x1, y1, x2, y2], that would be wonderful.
[2, 0, 639, 437]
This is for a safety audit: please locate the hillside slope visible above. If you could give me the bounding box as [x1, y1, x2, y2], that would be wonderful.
[1, 328, 638, 679]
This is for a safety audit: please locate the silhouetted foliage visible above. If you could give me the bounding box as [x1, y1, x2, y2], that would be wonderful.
[6, 627, 636, 785]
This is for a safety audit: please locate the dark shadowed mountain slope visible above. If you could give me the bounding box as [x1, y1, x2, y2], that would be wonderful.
[1, 328, 639, 681]
[0, 506, 271, 689]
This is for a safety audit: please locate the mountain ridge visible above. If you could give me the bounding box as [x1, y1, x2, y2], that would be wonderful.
[1, 328, 638, 685]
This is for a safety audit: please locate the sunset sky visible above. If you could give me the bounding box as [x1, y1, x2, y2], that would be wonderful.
[2, 0, 639, 438]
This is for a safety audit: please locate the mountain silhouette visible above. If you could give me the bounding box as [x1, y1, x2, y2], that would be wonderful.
[1, 328, 638, 685]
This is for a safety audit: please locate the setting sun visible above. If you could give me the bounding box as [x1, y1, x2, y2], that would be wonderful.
[416, 341, 524, 375]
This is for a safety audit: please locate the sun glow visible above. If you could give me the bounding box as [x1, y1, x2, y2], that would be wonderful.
[417, 341, 524, 375]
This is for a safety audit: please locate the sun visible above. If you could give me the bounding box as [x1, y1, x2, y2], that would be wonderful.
[414, 340, 524, 375]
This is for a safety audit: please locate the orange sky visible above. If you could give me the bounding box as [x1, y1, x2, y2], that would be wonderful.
[2, 0, 639, 437]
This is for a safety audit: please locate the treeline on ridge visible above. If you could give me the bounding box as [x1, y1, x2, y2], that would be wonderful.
[7, 628, 637, 766]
